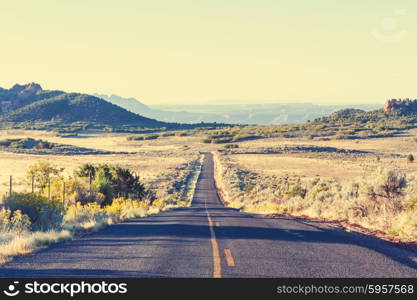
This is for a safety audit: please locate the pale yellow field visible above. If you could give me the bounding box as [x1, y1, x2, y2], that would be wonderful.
[240, 131, 417, 157]
[2, 128, 417, 197]
[234, 130, 417, 178]
[230, 154, 367, 180]
[0, 130, 209, 198]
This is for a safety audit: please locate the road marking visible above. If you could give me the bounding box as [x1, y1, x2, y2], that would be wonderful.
[224, 248, 235, 267]
[205, 195, 222, 278]
[283, 229, 304, 238]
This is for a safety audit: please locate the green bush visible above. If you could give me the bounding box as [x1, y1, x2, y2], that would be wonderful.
[161, 132, 175, 137]
[176, 132, 188, 137]
[3, 193, 64, 230]
[127, 135, 144, 141]
[224, 144, 239, 149]
[75, 163, 146, 205]
[0, 208, 31, 233]
[127, 134, 159, 141]
[143, 134, 159, 140]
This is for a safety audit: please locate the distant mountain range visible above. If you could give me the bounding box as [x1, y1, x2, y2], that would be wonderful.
[95, 94, 381, 125]
[0, 83, 167, 131]
[0, 82, 385, 133]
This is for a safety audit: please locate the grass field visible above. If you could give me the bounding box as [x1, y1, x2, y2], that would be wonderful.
[0, 130, 208, 198]
[213, 129, 417, 242]
[2, 128, 417, 243]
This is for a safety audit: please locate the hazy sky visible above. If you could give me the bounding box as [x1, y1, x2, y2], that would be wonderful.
[1, 0, 416, 105]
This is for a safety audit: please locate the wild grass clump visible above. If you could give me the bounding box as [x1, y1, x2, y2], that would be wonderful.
[63, 198, 149, 231]
[0, 208, 31, 234]
[0, 230, 72, 264]
[3, 193, 64, 231]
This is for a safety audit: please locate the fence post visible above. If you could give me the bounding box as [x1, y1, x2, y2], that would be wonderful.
[89, 171, 92, 191]
[63, 182, 66, 204]
[48, 177, 51, 200]
[32, 175, 34, 193]
[9, 175, 12, 196]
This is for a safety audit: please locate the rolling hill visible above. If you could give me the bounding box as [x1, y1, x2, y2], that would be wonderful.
[0, 83, 169, 131]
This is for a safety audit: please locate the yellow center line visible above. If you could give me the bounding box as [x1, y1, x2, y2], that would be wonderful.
[224, 248, 235, 267]
[205, 195, 222, 278]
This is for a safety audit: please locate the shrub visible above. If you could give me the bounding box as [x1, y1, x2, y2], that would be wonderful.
[161, 132, 175, 137]
[143, 134, 159, 140]
[104, 198, 147, 222]
[63, 202, 108, 231]
[367, 170, 407, 201]
[127, 134, 159, 141]
[35, 140, 53, 149]
[92, 169, 114, 205]
[224, 144, 239, 149]
[407, 154, 414, 163]
[127, 135, 144, 141]
[3, 193, 65, 230]
[76, 163, 146, 205]
[69, 190, 106, 206]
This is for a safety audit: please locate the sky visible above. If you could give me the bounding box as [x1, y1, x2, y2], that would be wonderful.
[1, 0, 416, 105]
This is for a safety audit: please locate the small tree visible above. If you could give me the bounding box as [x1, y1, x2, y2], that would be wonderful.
[407, 154, 414, 163]
[27, 162, 64, 191]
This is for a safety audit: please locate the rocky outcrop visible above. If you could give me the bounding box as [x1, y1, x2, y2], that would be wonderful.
[10, 82, 42, 100]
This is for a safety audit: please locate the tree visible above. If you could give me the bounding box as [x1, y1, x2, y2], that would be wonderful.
[75, 163, 146, 204]
[26, 162, 64, 191]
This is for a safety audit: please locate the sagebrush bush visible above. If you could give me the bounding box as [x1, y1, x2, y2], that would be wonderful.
[3, 193, 64, 230]
[214, 152, 417, 241]
[0, 208, 31, 234]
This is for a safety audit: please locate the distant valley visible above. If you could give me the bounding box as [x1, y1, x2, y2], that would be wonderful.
[95, 94, 380, 125]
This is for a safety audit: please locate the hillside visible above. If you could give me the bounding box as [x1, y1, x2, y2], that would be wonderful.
[0, 84, 168, 131]
[94, 93, 152, 114]
[198, 98, 417, 143]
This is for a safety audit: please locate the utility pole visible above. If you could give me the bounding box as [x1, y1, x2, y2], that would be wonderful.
[89, 170, 92, 191]
[48, 177, 51, 200]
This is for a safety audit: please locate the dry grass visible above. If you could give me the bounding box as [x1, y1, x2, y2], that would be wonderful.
[0, 130, 206, 198]
[0, 230, 72, 264]
[231, 154, 366, 180]
[0, 130, 205, 263]
[213, 130, 417, 242]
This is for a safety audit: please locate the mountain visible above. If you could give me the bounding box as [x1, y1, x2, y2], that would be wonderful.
[94, 94, 151, 114]
[94, 93, 210, 123]
[0, 82, 65, 113]
[95, 93, 381, 125]
[0, 84, 168, 131]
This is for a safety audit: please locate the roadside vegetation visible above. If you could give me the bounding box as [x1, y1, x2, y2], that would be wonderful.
[0, 156, 203, 264]
[213, 151, 417, 242]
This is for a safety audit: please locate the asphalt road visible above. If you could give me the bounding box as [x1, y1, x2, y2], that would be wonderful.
[1, 153, 417, 278]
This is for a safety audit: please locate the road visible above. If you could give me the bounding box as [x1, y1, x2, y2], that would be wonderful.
[1, 153, 417, 277]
